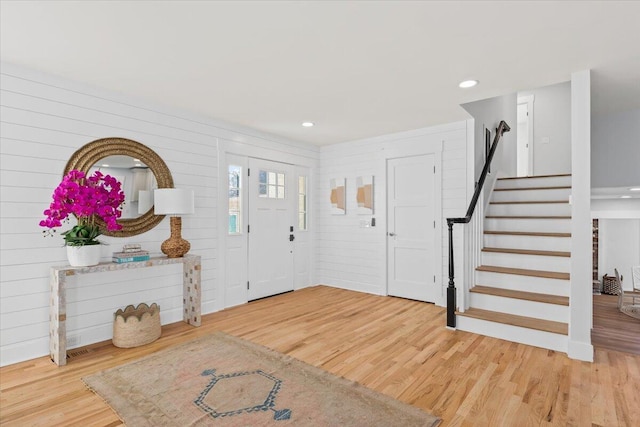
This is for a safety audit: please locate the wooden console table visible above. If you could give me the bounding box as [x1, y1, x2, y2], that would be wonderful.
[49, 254, 201, 366]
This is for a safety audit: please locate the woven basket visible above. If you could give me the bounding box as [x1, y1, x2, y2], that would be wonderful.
[113, 303, 161, 348]
[602, 275, 621, 295]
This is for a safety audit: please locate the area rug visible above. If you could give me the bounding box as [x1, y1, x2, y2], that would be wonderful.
[83, 332, 440, 426]
[620, 304, 640, 320]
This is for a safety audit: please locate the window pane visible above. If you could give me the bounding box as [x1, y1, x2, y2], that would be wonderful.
[268, 185, 277, 198]
[277, 173, 285, 186]
[298, 175, 307, 230]
[299, 212, 306, 230]
[259, 170, 267, 184]
[228, 165, 242, 234]
[229, 213, 239, 233]
[259, 183, 267, 197]
[268, 172, 277, 185]
[277, 185, 285, 199]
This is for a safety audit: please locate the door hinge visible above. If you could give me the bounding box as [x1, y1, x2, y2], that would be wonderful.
[433, 221, 435, 228]
[248, 224, 250, 233]
[434, 166, 436, 173]
[248, 168, 250, 176]
[247, 281, 250, 289]
[434, 275, 436, 283]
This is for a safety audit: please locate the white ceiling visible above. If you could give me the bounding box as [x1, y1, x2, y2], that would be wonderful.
[1, 1, 639, 146]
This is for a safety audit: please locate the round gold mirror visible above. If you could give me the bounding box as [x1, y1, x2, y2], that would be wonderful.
[64, 137, 174, 237]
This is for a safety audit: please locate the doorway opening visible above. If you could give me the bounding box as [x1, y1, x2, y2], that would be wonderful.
[517, 95, 534, 177]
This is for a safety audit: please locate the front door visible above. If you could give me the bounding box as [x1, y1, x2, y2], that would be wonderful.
[248, 158, 295, 300]
[387, 155, 437, 302]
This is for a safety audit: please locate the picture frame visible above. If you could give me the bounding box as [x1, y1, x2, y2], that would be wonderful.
[329, 178, 346, 215]
[356, 175, 374, 215]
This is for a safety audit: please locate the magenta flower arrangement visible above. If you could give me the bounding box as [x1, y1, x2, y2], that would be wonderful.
[40, 170, 125, 246]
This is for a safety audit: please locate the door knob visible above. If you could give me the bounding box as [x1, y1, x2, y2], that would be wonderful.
[388, 232, 396, 237]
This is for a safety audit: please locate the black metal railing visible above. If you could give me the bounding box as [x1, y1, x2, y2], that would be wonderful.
[446, 120, 511, 328]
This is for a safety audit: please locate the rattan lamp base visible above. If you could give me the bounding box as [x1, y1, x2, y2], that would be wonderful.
[161, 217, 191, 258]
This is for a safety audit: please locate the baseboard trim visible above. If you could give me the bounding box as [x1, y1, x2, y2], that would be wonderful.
[568, 340, 594, 362]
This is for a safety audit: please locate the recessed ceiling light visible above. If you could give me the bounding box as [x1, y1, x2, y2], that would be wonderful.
[630, 187, 640, 191]
[133, 158, 141, 162]
[302, 122, 315, 127]
[621, 195, 632, 199]
[459, 80, 479, 88]
[101, 164, 110, 167]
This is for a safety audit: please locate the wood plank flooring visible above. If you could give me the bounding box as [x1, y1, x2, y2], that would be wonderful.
[592, 293, 640, 355]
[2, 286, 639, 426]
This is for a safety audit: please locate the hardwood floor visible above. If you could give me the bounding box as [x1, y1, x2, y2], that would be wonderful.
[2, 286, 639, 426]
[592, 293, 640, 355]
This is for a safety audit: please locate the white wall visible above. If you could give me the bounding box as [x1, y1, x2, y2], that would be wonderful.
[462, 93, 517, 177]
[592, 198, 640, 219]
[0, 62, 318, 366]
[592, 108, 640, 188]
[598, 219, 640, 291]
[568, 69, 593, 362]
[519, 81, 572, 175]
[315, 121, 469, 305]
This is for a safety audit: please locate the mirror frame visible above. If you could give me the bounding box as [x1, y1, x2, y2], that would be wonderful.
[64, 137, 174, 237]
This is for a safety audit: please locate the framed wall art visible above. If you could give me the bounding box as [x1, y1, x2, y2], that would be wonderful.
[355, 175, 374, 215]
[329, 178, 346, 215]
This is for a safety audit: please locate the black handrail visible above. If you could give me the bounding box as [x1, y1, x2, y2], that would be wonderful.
[446, 120, 510, 328]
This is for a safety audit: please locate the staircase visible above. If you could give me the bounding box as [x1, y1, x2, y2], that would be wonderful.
[457, 174, 572, 352]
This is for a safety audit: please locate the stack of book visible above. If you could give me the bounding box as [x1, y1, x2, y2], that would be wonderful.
[112, 244, 150, 263]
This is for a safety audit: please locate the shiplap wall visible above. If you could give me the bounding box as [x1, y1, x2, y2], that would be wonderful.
[315, 121, 470, 304]
[0, 62, 318, 366]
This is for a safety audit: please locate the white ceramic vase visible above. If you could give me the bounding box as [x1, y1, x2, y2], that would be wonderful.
[66, 244, 102, 267]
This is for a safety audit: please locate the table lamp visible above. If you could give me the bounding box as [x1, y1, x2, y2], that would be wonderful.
[154, 188, 195, 258]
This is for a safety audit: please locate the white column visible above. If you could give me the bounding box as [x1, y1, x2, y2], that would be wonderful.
[568, 69, 594, 361]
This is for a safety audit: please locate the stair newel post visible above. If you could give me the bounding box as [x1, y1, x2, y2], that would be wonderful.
[447, 219, 456, 328]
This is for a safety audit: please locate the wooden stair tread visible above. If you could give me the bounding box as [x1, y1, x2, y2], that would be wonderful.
[485, 215, 571, 219]
[476, 265, 570, 280]
[490, 200, 569, 204]
[498, 173, 571, 180]
[482, 247, 570, 257]
[457, 308, 568, 335]
[494, 186, 571, 191]
[484, 230, 571, 237]
[471, 285, 570, 306]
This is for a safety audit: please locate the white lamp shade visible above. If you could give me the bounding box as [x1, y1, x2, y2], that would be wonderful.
[154, 189, 195, 215]
[138, 190, 154, 214]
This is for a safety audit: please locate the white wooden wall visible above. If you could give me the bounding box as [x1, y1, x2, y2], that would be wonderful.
[315, 121, 469, 304]
[1, 61, 469, 366]
[0, 62, 317, 366]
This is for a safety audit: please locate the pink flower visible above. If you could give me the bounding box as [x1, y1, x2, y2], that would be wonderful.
[40, 169, 126, 243]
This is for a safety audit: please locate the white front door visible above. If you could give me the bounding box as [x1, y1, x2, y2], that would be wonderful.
[387, 155, 437, 302]
[248, 158, 295, 300]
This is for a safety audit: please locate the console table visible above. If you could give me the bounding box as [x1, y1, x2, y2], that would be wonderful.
[49, 254, 201, 366]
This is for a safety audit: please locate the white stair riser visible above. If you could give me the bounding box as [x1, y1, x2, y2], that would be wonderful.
[469, 292, 569, 322]
[481, 252, 570, 272]
[476, 270, 569, 296]
[491, 188, 571, 202]
[483, 234, 571, 251]
[485, 218, 571, 233]
[495, 176, 572, 189]
[487, 203, 571, 217]
[456, 316, 568, 352]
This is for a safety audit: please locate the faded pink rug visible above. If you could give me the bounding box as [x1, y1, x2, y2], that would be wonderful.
[83, 332, 440, 426]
